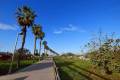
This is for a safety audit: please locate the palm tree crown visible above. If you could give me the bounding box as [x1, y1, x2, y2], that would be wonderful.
[43, 40, 47, 46]
[32, 24, 42, 37]
[16, 6, 36, 27]
[39, 31, 45, 40]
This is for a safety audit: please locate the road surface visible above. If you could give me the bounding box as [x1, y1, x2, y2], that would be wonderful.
[0, 59, 55, 80]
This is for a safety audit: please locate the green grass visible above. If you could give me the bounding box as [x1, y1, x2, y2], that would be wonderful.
[54, 56, 120, 80]
[0, 60, 37, 75]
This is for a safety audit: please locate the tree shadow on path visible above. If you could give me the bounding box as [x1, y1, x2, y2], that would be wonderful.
[67, 66, 93, 80]
[20, 60, 53, 73]
[15, 76, 28, 80]
[56, 61, 92, 80]
[59, 68, 73, 80]
[73, 64, 112, 80]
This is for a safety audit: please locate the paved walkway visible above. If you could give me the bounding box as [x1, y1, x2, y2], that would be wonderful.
[0, 59, 55, 80]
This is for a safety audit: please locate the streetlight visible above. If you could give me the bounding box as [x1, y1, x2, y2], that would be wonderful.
[8, 32, 22, 73]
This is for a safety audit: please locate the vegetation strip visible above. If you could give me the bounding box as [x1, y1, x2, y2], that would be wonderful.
[54, 56, 120, 80]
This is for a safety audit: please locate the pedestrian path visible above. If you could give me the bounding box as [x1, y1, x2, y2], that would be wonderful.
[0, 59, 55, 80]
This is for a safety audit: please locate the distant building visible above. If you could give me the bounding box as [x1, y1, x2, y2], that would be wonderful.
[78, 55, 90, 60]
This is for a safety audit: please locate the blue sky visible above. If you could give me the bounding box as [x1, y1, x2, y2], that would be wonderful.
[0, 0, 120, 54]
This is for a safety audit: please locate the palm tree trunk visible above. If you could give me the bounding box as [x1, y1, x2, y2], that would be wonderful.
[21, 27, 27, 50]
[44, 46, 46, 59]
[46, 49, 48, 57]
[44, 47, 45, 55]
[33, 36, 37, 62]
[17, 26, 26, 69]
[34, 36, 37, 55]
[39, 40, 42, 61]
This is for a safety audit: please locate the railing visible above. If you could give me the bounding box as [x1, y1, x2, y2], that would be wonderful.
[52, 58, 61, 80]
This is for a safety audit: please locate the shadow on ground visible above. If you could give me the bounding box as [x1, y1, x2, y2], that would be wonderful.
[19, 60, 53, 73]
[56, 61, 92, 80]
[15, 76, 28, 80]
[74, 65, 112, 80]
[55, 60, 112, 80]
[59, 68, 73, 80]
[67, 66, 93, 80]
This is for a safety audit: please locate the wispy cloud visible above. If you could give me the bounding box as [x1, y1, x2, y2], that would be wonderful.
[63, 24, 78, 31]
[0, 23, 17, 31]
[53, 24, 86, 34]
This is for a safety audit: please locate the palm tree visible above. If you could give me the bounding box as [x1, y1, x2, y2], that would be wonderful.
[16, 6, 36, 50]
[38, 31, 45, 60]
[16, 6, 36, 68]
[32, 24, 41, 55]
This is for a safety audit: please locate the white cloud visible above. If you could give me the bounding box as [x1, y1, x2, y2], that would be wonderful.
[53, 24, 86, 34]
[62, 24, 78, 31]
[0, 23, 17, 30]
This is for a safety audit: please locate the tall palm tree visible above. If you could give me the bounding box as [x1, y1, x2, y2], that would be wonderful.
[38, 31, 45, 60]
[16, 6, 36, 68]
[16, 6, 36, 50]
[32, 24, 41, 55]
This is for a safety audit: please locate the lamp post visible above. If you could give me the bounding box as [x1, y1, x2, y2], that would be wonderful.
[8, 32, 22, 73]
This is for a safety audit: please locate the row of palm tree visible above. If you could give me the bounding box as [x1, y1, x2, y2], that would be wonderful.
[9, 6, 47, 73]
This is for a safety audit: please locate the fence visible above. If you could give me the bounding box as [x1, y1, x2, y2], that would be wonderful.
[52, 58, 61, 80]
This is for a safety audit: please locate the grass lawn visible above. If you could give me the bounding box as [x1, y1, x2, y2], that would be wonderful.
[54, 56, 120, 80]
[0, 60, 36, 75]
